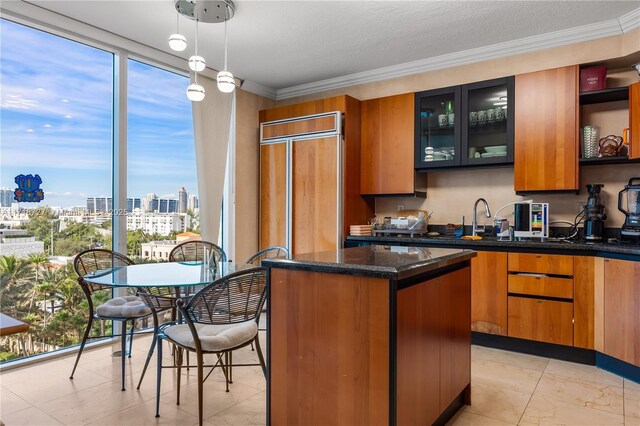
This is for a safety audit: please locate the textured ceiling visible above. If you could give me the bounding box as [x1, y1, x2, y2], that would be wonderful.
[22, 1, 640, 91]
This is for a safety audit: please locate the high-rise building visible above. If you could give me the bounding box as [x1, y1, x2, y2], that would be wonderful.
[178, 187, 187, 213]
[143, 193, 157, 212]
[127, 198, 142, 212]
[158, 198, 179, 213]
[188, 194, 199, 211]
[86, 197, 112, 214]
[0, 188, 13, 207]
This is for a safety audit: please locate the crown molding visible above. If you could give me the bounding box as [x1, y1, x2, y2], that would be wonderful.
[239, 80, 277, 99]
[618, 7, 640, 32]
[276, 12, 636, 100]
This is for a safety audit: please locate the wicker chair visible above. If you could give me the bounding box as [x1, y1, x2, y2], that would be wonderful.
[245, 246, 290, 265]
[71, 249, 151, 391]
[169, 240, 227, 263]
[153, 267, 268, 425]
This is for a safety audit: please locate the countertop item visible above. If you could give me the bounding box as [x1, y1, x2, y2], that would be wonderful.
[262, 245, 476, 279]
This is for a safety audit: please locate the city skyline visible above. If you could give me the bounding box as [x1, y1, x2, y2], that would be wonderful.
[0, 19, 197, 207]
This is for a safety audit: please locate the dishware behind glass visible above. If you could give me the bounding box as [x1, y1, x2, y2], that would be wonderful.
[469, 111, 478, 126]
[448, 112, 454, 126]
[478, 110, 487, 125]
[438, 114, 448, 127]
[487, 108, 495, 123]
[494, 107, 505, 121]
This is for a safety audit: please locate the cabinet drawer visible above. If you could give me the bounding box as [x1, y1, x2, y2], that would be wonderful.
[508, 253, 573, 276]
[262, 114, 338, 140]
[508, 296, 573, 346]
[508, 274, 573, 299]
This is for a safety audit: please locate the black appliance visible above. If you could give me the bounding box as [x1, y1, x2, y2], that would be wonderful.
[619, 177, 640, 244]
[583, 184, 607, 241]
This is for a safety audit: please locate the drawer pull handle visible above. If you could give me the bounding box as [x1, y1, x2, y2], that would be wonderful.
[536, 255, 542, 259]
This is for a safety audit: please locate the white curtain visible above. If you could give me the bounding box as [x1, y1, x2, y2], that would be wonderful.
[191, 74, 234, 245]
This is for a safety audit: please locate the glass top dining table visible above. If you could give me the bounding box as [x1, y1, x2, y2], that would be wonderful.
[82, 261, 256, 288]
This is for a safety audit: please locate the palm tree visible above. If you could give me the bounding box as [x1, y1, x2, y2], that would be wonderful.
[0, 255, 34, 316]
[37, 269, 65, 327]
[27, 253, 49, 309]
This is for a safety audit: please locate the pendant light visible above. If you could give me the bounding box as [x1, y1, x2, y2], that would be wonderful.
[187, 8, 205, 102]
[188, 16, 206, 72]
[168, 12, 187, 52]
[217, 17, 235, 93]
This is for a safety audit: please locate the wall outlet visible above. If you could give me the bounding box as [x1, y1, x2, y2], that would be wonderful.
[397, 204, 405, 212]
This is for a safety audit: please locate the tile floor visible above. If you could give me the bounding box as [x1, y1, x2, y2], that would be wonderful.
[1, 335, 639, 426]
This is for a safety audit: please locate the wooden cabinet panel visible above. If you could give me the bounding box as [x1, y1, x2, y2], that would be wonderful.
[471, 251, 508, 335]
[630, 82, 640, 160]
[262, 114, 337, 140]
[260, 143, 287, 250]
[292, 137, 339, 254]
[270, 269, 389, 425]
[514, 66, 579, 191]
[508, 275, 573, 299]
[508, 253, 574, 276]
[604, 259, 640, 366]
[574, 256, 595, 349]
[361, 93, 415, 195]
[508, 296, 573, 346]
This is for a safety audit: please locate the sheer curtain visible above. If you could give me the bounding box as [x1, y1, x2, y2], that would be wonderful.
[191, 74, 234, 245]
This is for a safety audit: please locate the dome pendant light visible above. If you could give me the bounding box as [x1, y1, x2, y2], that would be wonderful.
[168, 12, 187, 52]
[188, 15, 206, 72]
[217, 17, 235, 93]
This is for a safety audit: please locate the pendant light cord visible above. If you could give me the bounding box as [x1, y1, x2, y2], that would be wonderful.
[194, 12, 199, 83]
[224, 16, 228, 71]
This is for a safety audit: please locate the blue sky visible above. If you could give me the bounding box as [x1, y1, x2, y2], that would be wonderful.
[0, 19, 197, 207]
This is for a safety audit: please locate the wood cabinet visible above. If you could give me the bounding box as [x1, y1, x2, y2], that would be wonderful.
[361, 93, 415, 195]
[508, 297, 574, 346]
[603, 258, 640, 366]
[630, 82, 640, 160]
[514, 65, 579, 192]
[574, 256, 595, 350]
[471, 251, 508, 335]
[508, 253, 574, 276]
[259, 142, 287, 249]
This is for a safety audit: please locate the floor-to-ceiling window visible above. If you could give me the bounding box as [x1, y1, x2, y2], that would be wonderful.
[126, 59, 198, 262]
[0, 19, 113, 360]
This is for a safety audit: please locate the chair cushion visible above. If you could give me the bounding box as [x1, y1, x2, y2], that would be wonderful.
[164, 321, 258, 352]
[95, 296, 152, 318]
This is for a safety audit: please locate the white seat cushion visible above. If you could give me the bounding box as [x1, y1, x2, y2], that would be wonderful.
[164, 321, 258, 352]
[95, 296, 151, 318]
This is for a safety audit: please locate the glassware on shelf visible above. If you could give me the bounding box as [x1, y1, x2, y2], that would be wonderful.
[582, 126, 599, 159]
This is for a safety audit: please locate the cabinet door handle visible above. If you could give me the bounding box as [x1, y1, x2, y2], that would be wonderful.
[536, 255, 542, 259]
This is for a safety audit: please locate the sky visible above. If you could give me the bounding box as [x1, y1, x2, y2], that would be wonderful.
[0, 19, 197, 207]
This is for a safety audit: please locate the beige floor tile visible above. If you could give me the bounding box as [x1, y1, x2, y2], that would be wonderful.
[0, 406, 63, 426]
[86, 398, 199, 425]
[472, 359, 542, 394]
[535, 372, 624, 416]
[0, 359, 111, 405]
[0, 387, 32, 417]
[521, 392, 624, 425]
[544, 359, 624, 388]
[472, 346, 549, 372]
[446, 405, 516, 425]
[625, 387, 640, 419]
[36, 380, 152, 425]
[465, 380, 531, 423]
[625, 416, 640, 425]
[208, 366, 266, 391]
[205, 391, 266, 425]
[162, 378, 263, 420]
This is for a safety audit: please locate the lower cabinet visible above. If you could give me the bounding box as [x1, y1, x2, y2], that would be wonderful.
[508, 297, 574, 346]
[603, 258, 640, 367]
[471, 251, 508, 335]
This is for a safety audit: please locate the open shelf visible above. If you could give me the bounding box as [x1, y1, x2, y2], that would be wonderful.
[579, 87, 629, 105]
[579, 156, 640, 166]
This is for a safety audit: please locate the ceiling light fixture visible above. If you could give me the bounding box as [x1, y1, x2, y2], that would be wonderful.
[168, 12, 187, 52]
[172, 0, 236, 101]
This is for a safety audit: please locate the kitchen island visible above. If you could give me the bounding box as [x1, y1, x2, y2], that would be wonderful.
[262, 245, 476, 426]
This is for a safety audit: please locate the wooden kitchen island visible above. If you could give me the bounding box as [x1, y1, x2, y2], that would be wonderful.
[263, 245, 476, 426]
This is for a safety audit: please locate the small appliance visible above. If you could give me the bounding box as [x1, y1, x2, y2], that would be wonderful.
[514, 202, 549, 239]
[618, 177, 640, 244]
[493, 217, 510, 240]
[583, 184, 607, 241]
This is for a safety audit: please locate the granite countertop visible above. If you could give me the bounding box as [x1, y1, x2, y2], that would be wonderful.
[262, 245, 476, 280]
[345, 235, 640, 257]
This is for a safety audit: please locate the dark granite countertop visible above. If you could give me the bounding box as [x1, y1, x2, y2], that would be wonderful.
[345, 235, 640, 258]
[262, 245, 476, 280]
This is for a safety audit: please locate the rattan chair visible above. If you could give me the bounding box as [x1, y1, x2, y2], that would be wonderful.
[245, 246, 290, 265]
[153, 267, 268, 425]
[169, 240, 227, 263]
[71, 249, 151, 391]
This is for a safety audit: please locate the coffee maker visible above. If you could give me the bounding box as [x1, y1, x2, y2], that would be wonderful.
[583, 184, 607, 241]
[618, 177, 640, 243]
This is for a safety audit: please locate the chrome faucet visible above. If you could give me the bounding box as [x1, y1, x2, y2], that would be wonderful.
[472, 198, 492, 236]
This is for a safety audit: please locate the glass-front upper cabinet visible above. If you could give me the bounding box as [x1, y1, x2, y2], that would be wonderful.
[461, 77, 514, 166]
[414, 86, 461, 169]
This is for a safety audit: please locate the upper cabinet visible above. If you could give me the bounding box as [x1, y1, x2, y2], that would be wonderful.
[361, 93, 415, 195]
[415, 77, 514, 170]
[514, 65, 579, 192]
[630, 82, 640, 160]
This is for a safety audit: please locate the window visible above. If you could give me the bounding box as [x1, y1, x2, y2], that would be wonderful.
[0, 19, 113, 361]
